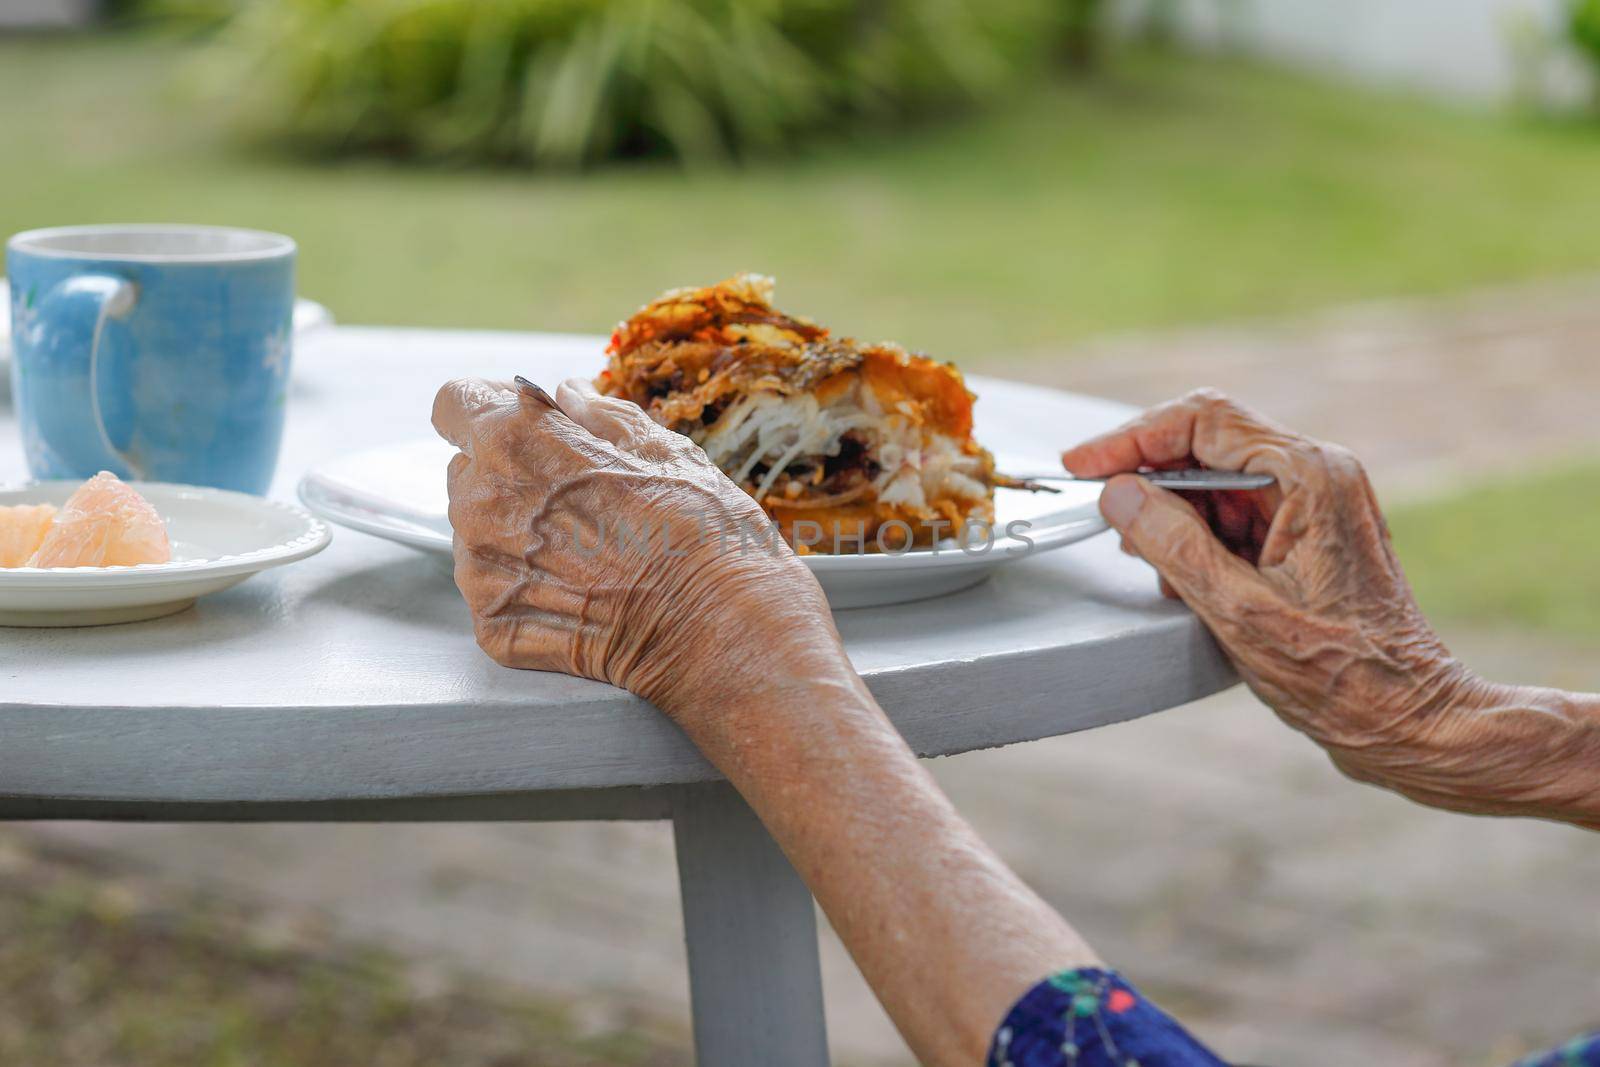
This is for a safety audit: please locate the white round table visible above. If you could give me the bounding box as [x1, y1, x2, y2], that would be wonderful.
[0, 327, 1235, 1066]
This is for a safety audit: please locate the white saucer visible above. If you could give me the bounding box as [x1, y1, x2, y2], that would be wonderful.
[0, 482, 331, 626]
[299, 438, 1108, 609]
[0, 278, 333, 366]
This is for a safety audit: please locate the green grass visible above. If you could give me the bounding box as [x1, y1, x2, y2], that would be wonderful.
[0, 832, 687, 1067]
[1391, 463, 1600, 637]
[7, 33, 1600, 361]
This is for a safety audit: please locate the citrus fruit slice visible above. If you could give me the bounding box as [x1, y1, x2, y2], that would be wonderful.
[27, 472, 172, 568]
[0, 504, 57, 568]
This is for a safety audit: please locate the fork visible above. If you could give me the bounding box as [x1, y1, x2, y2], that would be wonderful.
[1006, 469, 1276, 493]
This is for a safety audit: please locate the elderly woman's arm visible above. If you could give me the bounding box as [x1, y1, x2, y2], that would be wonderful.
[1062, 389, 1600, 829]
[432, 377, 1101, 1066]
[431, 376, 1600, 1066]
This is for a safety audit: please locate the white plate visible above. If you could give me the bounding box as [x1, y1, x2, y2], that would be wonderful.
[0, 482, 331, 626]
[298, 439, 1108, 609]
[0, 278, 334, 367]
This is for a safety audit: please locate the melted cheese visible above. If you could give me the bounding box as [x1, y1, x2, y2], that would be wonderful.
[694, 378, 988, 511]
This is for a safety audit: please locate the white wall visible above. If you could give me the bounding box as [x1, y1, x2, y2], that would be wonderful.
[1149, 0, 1590, 104]
[0, 0, 99, 28]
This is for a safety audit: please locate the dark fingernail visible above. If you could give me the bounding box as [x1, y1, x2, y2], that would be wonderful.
[514, 375, 561, 411]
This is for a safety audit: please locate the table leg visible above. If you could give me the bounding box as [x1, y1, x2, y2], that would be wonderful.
[672, 781, 830, 1066]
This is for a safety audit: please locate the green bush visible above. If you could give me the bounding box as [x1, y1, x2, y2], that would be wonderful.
[179, 0, 1067, 166]
[1570, 0, 1600, 105]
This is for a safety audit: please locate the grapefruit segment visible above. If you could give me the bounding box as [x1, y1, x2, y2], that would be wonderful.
[0, 504, 57, 568]
[27, 472, 171, 568]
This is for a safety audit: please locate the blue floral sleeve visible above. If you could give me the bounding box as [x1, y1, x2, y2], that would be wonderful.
[989, 969, 1227, 1067]
[989, 969, 1600, 1067]
[1514, 1034, 1600, 1066]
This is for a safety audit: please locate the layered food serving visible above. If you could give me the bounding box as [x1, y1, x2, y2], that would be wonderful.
[598, 274, 1027, 552]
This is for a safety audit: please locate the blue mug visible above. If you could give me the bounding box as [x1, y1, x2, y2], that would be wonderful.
[6, 224, 296, 495]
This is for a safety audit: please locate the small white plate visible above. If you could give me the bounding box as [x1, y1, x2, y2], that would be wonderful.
[0, 482, 331, 626]
[299, 439, 1108, 609]
[0, 278, 334, 367]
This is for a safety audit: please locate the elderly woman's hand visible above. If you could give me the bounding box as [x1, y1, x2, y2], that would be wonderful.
[1061, 389, 1600, 821]
[431, 376, 845, 718]
[435, 377, 1103, 1065]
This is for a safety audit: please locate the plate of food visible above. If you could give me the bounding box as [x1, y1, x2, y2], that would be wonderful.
[299, 275, 1109, 609]
[0, 472, 331, 626]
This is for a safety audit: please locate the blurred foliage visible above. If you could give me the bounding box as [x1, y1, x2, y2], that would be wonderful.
[1570, 0, 1600, 106]
[1058, 0, 1105, 70]
[163, 0, 1075, 166]
[13, 36, 1600, 356]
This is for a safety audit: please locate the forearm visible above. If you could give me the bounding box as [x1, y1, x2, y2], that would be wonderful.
[662, 666, 1098, 1067]
[1352, 668, 1600, 828]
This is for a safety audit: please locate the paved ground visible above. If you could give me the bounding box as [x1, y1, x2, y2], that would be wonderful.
[20, 276, 1600, 1065]
[1020, 273, 1600, 498]
[27, 624, 1600, 1067]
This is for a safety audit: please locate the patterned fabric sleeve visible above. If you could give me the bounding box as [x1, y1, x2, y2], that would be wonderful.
[988, 969, 1228, 1067]
[1513, 1032, 1600, 1067]
[989, 968, 1600, 1067]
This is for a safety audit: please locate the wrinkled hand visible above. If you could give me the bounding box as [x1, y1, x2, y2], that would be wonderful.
[432, 377, 843, 717]
[1061, 389, 1475, 799]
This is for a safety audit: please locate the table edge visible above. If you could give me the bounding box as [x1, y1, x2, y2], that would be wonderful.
[0, 612, 1235, 810]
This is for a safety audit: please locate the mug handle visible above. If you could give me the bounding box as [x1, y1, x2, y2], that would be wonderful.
[33, 274, 140, 476]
